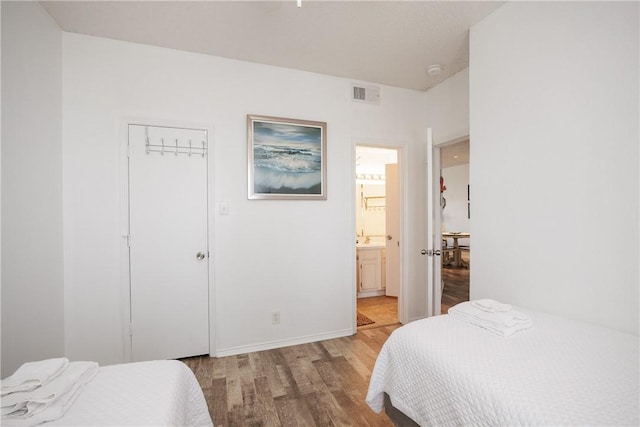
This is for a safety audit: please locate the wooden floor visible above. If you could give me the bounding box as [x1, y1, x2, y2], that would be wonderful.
[182, 325, 400, 427]
[441, 252, 470, 313]
[356, 296, 398, 330]
[182, 260, 469, 426]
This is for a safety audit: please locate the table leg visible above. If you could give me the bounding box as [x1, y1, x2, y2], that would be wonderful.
[453, 237, 460, 267]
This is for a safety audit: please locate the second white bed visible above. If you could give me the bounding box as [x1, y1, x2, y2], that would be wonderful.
[366, 308, 639, 426]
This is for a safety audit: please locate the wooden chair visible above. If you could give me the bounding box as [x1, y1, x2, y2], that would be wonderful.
[459, 245, 470, 268]
[441, 239, 455, 267]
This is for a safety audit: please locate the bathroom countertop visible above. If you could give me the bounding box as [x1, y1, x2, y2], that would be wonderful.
[356, 242, 385, 249]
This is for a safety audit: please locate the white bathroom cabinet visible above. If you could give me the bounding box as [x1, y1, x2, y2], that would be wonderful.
[357, 246, 386, 298]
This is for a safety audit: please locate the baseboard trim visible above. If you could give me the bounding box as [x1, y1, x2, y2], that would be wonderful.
[213, 328, 354, 358]
[357, 289, 385, 298]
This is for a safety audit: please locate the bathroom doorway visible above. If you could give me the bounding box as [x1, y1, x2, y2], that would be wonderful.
[355, 145, 401, 329]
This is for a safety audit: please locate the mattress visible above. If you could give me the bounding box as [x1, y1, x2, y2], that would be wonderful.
[46, 360, 212, 426]
[366, 308, 639, 426]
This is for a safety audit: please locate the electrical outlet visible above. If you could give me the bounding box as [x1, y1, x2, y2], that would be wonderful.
[272, 311, 280, 325]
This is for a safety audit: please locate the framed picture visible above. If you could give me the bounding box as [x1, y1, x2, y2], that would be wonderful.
[247, 115, 327, 200]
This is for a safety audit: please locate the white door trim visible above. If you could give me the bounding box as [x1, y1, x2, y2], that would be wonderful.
[425, 129, 435, 318]
[119, 116, 216, 362]
[430, 133, 470, 316]
[432, 144, 442, 316]
[351, 138, 409, 326]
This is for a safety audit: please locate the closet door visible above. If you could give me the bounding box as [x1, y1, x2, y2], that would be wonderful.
[128, 124, 209, 361]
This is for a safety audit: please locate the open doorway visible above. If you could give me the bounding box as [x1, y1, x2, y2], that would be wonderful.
[354, 146, 401, 329]
[439, 139, 470, 313]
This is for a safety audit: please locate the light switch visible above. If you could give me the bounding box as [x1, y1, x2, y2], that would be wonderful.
[219, 202, 229, 215]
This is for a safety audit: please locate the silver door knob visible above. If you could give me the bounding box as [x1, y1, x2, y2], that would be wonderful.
[434, 249, 441, 256]
[196, 252, 206, 260]
[421, 249, 427, 255]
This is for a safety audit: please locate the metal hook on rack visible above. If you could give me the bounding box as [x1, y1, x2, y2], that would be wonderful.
[143, 132, 206, 157]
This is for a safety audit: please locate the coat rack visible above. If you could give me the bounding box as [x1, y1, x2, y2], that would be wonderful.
[145, 136, 207, 157]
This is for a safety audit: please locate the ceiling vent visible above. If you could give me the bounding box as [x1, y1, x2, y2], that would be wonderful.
[352, 84, 380, 105]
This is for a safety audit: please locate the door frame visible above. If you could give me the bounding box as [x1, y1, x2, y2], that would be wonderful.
[429, 134, 469, 316]
[351, 138, 409, 328]
[119, 116, 216, 362]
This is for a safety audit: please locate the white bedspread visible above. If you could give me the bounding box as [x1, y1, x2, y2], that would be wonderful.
[46, 360, 212, 426]
[366, 308, 639, 426]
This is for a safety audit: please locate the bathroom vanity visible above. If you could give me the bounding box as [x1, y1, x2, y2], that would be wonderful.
[356, 244, 386, 298]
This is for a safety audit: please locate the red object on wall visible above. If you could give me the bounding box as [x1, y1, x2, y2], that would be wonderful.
[440, 176, 446, 193]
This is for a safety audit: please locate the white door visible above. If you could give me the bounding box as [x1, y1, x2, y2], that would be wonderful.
[424, 128, 442, 317]
[128, 124, 209, 361]
[385, 163, 400, 297]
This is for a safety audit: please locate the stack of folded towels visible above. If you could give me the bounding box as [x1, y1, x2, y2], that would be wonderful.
[1, 358, 98, 426]
[448, 299, 533, 337]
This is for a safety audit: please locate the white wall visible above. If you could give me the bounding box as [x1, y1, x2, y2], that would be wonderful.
[423, 68, 470, 145]
[1, 2, 65, 377]
[62, 33, 432, 363]
[417, 68, 471, 316]
[442, 164, 470, 235]
[470, 2, 639, 334]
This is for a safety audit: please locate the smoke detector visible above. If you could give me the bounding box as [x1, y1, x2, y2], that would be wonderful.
[427, 64, 442, 76]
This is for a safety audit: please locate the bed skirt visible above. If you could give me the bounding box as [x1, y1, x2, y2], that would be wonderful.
[384, 392, 420, 427]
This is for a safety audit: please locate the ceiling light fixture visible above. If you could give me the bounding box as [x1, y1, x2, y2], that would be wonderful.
[427, 64, 442, 76]
[297, 0, 302, 8]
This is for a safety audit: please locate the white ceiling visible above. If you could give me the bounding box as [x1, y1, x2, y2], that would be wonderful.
[441, 139, 469, 168]
[41, 0, 503, 91]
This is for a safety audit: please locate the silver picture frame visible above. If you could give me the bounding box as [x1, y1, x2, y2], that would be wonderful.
[247, 115, 327, 200]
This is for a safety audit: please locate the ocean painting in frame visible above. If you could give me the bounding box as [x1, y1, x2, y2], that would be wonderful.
[248, 115, 327, 200]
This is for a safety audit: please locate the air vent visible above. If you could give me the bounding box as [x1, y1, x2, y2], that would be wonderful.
[352, 84, 380, 105]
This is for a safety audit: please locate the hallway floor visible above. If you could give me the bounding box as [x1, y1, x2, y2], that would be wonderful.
[441, 252, 470, 313]
[356, 296, 399, 330]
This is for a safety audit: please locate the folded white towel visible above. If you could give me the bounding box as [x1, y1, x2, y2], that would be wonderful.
[450, 301, 529, 326]
[471, 299, 512, 313]
[2, 361, 98, 424]
[449, 301, 532, 337]
[1, 359, 69, 397]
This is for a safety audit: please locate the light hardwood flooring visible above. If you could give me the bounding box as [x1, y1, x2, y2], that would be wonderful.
[182, 261, 468, 426]
[356, 296, 398, 330]
[182, 325, 400, 427]
[441, 252, 470, 313]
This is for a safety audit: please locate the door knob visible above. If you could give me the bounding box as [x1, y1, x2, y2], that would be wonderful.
[196, 252, 206, 260]
[386, 235, 392, 240]
[421, 249, 427, 255]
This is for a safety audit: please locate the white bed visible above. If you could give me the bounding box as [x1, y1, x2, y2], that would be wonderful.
[44, 360, 212, 426]
[366, 307, 639, 426]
